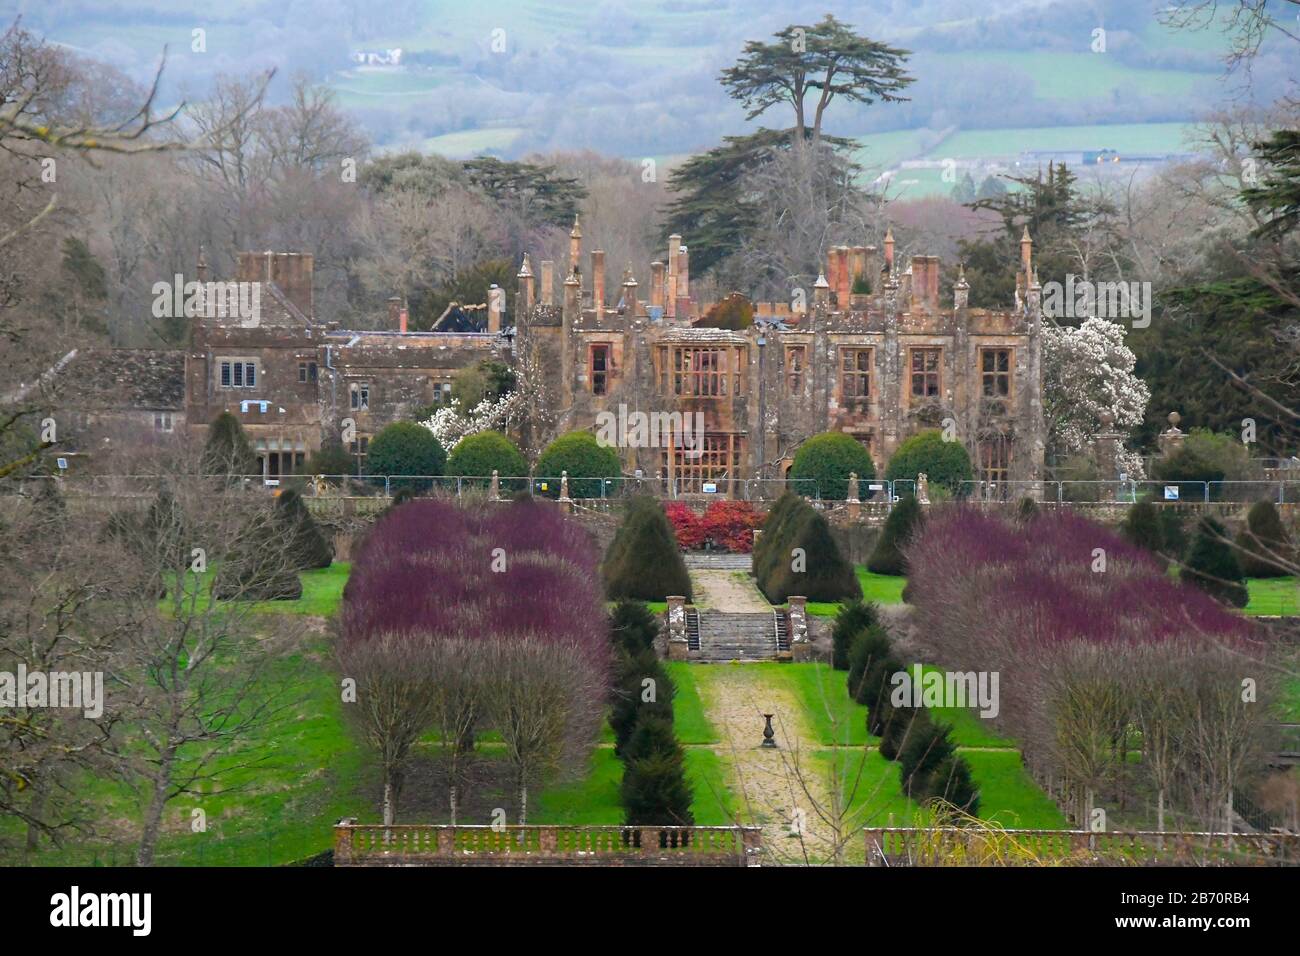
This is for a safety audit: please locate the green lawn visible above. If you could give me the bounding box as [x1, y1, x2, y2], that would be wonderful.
[1244, 576, 1299, 616]
[807, 567, 906, 617]
[665, 662, 720, 744]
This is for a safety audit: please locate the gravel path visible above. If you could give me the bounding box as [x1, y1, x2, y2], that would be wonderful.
[690, 569, 771, 612]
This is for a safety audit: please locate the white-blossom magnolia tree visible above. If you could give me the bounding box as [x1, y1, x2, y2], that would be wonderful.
[1042, 317, 1151, 478]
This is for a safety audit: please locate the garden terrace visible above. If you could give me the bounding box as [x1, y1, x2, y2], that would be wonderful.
[333, 823, 762, 866]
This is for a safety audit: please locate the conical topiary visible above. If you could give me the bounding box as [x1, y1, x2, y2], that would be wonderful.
[277, 488, 334, 570]
[867, 494, 923, 575]
[609, 649, 675, 757]
[898, 719, 956, 798]
[202, 411, 257, 478]
[621, 749, 695, 828]
[1236, 499, 1292, 578]
[924, 755, 980, 814]
[846, 625, 893, 706]
[1180, 515, 1249, 607]
[602, 497, 692, 602]
[1158, 509, 1188, 561]
[609, 599, 661, 656]
[759, 504, 860, 603]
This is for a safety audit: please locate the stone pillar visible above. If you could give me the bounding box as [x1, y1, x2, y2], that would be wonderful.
[917, 472, 930, 505]
[788, 596, 810, 662]
[1157, 411, 1185, 456]
[559, 469, 571, 502]
[954, 263, 970, 310]
[490, 469, 501, 501]
[569, 215, 582, 278]
[667, 595, 689, 660]
[516, 254, 534, 314]
[334, 818, 357, 865]
[650, 261, 666, 310]
[540, 259, 554, 306]
[813, 273, 831, 306]
[884, 226, 895, 275]
[846, 471, 861, 518]
[1092, 410, 1122, 500]
[487, 284, 503, 333]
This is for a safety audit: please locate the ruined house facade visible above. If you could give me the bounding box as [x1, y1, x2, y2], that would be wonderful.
[519, 221, 1047, 493]
[69, 225, 1043, 491]
[183, 251, 508, 478]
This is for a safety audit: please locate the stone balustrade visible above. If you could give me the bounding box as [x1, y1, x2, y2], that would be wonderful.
[334, 822, 762, 866]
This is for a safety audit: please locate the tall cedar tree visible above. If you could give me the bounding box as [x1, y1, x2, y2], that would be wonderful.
[603, 496, 692, 601]
[1236, 499, 1293, 578]
[276, 488, 334, 570]
[867, 493, 923, 575]
[1180, 516, 1249, 607]
[832, 600, 880, 671]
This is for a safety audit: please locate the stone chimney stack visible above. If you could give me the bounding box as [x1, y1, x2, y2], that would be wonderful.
[666, 235, 682, 319]
[569, 216, 582, 279]
[676, 243, 690, 302]
[910, 256, 940, 312]
[850, 246, 867, 289]
[591, 250, 606, 312]
[836, 246, 852, 306]
[540, 259, 554, 306]
[387, 295, 402, 330]
[883, 227, 895, 276]
[487, 284, 503, 333]
[863, 246, 879, 291]
[197, 246, 209, 283]
[517, 253, 534, 314]
[1020, 225, 1033, 277]
[563, 271, 580, 322]
[650, 261, 666, 310]
[236, 250, 314, 318]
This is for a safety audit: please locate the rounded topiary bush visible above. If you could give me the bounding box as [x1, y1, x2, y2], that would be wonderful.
[867, 493, 923, 575]
[603, 496, 693, 602]
[790, 432, 876, 500]
[885, 430, 973, 495]
[1236, 499, 1293, 578]
[535, 430, 622, 499]
[1180, 515, 1249, 608]
[365, 422, 446, 492]
[446, 430, 527, 493]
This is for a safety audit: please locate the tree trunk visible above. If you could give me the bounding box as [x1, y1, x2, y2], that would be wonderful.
[1157, 788, 1165, 851]
[518, 777, 528, 827]
[449, 785, 458, 827]
[24, 789, 45, 853]
[136, 763, 172, 867]
[382, 777, 396, 827]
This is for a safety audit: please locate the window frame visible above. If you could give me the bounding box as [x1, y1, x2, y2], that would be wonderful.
[839, 347, 873, 402]
[218, 358, 257, 389]
[980, 347, 1013, 400]
[909, 347, 942, 400]
[589, 343, 611, 396]
[785, 345, 806, 394]
[350, 382, 370, 411]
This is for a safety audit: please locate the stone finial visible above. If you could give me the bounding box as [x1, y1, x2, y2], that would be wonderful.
[570, 215, 582, 239]
[1158, 411, 1186, 456]
[846, 471, 860, 503]
[917, 472, 930, 504]
[813, 272, 831, 306]
[490, 469, 501, 500]
[884, 225, 895, 273]
[559, 470, 570, 501]
[954, 262, 970, 310]
[517, 253, 533, 279]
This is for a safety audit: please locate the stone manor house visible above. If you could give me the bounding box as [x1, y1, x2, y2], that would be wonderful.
[58, 226, 1046, 491]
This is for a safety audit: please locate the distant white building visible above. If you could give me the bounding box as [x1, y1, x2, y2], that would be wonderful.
[352, 48, 402, 66]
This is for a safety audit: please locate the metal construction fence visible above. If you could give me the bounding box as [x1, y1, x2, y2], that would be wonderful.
[14, 472, 1300, 509]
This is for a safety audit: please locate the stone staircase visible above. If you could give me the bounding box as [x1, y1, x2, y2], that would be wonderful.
[695, 611, 781, 661]
[683, 553, 754, 571]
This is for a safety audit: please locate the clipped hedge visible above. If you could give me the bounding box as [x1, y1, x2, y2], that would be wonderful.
[446, 430, 527, 492]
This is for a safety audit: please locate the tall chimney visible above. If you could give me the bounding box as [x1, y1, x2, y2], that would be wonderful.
[1020, 225, 1033, 278]
[569, 216, 582, 279]
[563, 272, 580, 322]
[676, 244, 689, 301]
[387, 295, 402, 330]
[650, 261, 666, 310]
[850, 246, 867, 291]
[591, 250, 606, 312]
[399, 304, 409, 334]
[954, 263, 970, 310]
[517, 254, 534, 314]
[837, 246, 852, 306]
[540, 259, 554, 306]
[487, 284, 503, 333]
[884, 226, 895, 275]
[909, 256, 940, 312]
[620, 267, 638, 315]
